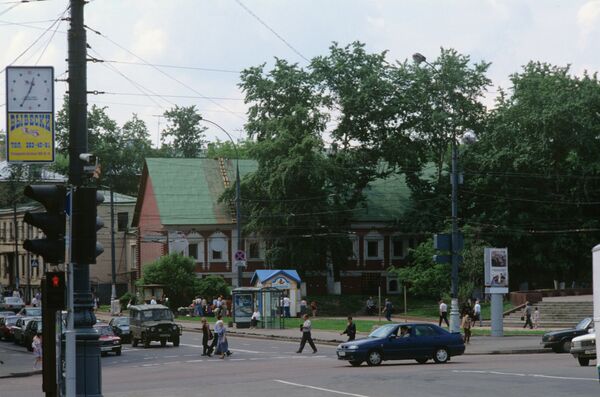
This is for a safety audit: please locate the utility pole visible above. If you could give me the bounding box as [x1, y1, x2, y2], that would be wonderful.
[449, 136, 460, 333]
[152, 114, 163, 149]
[13, 202, 19, 293]
[68, 0, 102, 395]
[110, 188, 118, 314]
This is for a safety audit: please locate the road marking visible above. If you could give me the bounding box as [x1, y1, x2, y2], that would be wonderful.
[185, 360, 204, 363]
[230, 358, 246, 361]
[164, 355, 178, 358]
[230, 348, 261, 354]
[452, 370, 597, 382]
[273, 380, 370, 397]
[181, 343, 204, 348]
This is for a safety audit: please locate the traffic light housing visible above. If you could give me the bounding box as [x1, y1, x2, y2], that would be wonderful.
[43, 271, 66, 311]
[72, 187, 104, 264]
[23, 185, 66, 264]
[432, 233, 463, 264]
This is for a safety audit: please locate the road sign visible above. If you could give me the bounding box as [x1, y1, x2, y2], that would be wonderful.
[31, 258, 39, 268]
[234, 250, 246, 262]
[234, 260, 247, 269]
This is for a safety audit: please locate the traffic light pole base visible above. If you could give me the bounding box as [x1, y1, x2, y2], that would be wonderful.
[75, 329, 102, 397]
[449, 298, 460, 333]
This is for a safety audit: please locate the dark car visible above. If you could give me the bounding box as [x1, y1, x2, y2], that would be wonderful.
[94, 323, 122, 356]
[541, 317, 593, 353]
[0, 315, 19, 340]
[12, 317, 38, 346]
[23, 318, 42, 352]
[129, 304, 181, 348]
[336, 323, 465, 367]
[109, 316, 131, 343]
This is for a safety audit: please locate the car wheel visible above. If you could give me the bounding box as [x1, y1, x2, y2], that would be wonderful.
[116, 348, 122, 356]
[349, 360, 362, 367]
[433, 348, 449, 364]
[132, 338, 138, 347]
[27, 341, 33, 352]
[416, 358, 428, 364]
[143, 334, 150, 348]
[172, 335, 180, 347]
[561, 340, 571, 353]
[551, 346, 561, 353]
[578, 357, 590, 366]
[101, 351, 107, 357]
[160, 338, 167, 347]
[366, 350, 382, 366]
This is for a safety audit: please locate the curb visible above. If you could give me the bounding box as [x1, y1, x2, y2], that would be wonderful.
[182, 325, 550, 355]
[0, 369, 42, 379]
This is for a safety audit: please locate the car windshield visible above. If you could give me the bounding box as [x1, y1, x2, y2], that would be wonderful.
[369, 324, 397, 338]
[575, 318, 591, 330]
[141, 309, 173, 321]
[96, 326, 114, 336]
[5, 297, 22, 304]
[24, 308, 42, 316]
[114, 317, 129, 326]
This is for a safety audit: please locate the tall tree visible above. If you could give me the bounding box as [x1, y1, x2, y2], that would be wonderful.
[162, 106, 207, 158]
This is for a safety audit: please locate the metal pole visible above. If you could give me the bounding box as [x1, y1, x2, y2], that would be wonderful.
[13, 202, 20, 292]
[404, 284, 407, 323]
[591, 244, 600, 383]
[449, 137, 460, 333]
[68, 0, 102, 395]
[110, 188, 117, 314]
[378, 285, 381, 324]
[26, 226, 30, 303]
[66, 187, 75, 397]
[236, 163, 242, 287]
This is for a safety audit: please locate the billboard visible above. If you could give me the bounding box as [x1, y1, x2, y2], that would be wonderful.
[6, 113, 54, 162]
[484, 247, 508, 293]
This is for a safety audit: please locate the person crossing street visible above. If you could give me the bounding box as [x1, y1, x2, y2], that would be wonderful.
[296, 314, 317, 354]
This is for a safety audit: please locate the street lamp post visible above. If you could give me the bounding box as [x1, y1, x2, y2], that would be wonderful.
[413, 52, 461, 333]
[200, 118, 243, 288]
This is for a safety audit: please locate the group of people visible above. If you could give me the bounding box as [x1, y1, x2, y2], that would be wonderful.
[364, 297, 394, 321]
[438, 298, 482, 344]
[200, 315, 232, 359]
[190, 296, 229, 318]
[522, 301, 540, 329]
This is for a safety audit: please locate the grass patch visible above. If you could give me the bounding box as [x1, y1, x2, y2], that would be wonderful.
[471, 328, 546, 336]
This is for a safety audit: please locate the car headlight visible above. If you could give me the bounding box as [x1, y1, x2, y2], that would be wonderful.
[172, 325, 177, 331]
[113, 340, 119, 345]
[347, 345, 359, 350]
[150, 327, 155, 332]
[547, 335, 555, 341]
[337, 344, 344, 349]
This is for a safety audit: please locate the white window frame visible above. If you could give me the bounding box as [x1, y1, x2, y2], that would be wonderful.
[246, 238, 264, 260]
[187, 232, 204, 263]
[209, 232, 227, 262]
[364, 232, 384, 260]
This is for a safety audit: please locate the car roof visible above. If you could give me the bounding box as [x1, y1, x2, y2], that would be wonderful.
[130, 304, 169, 311]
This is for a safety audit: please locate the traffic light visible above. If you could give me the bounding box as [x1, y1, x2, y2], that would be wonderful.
[432, 233, 463, 264]
[23, 184, 66, 263]
[43, 271, 65, 310]
[72, 187, 104, 264]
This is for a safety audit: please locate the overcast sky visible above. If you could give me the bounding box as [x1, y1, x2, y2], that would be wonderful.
[1, 0, 599, 147]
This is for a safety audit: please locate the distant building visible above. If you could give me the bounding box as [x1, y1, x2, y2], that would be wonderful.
[133, 158, 423, 295]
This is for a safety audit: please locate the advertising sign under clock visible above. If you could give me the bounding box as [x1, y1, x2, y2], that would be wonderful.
[5, 66, 55, 163]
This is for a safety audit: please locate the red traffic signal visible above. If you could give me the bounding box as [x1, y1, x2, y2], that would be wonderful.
[43, 271, 65, 310]
[51, 275, 60, 288]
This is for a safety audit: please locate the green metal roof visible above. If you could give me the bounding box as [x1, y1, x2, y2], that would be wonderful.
[143, 157, 409, 226]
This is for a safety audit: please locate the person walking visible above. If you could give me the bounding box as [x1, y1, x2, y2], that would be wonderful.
[533, 307, 540, 329]
[366, 296, 376, 315]
[522, 301, 533, 329]
[208, 316, 222, 355]
[472, 299, 482, 327]
[299, 298, 307, 316]
[201, 318, 212, 356]
[461, 313, 472, 344]
[283, 295, 291, 318]
[214, 319, 230, 359]
[310, 301, 318, 317]
[383, 299, 393, 321]
[32, 332, 42, 370]
[340, 316, 356, 341]
[438, 300, 449, 328]
[296, 314, 317, 354]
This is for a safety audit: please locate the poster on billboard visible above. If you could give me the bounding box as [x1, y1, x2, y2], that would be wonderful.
[484, 247, 508, 293]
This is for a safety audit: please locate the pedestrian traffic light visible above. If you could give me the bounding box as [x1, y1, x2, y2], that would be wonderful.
[72, 187, 104, 264]
[23, 184, 67, 264]
[43, 271, 65, 310]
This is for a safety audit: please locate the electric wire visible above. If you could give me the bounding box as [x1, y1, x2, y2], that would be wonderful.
[102, 59, 241, 74]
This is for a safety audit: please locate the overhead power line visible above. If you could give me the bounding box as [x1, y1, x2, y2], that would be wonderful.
[234, 0, 309, 62]
[92, 91, 244, 101]
[102, 59, 241, 74]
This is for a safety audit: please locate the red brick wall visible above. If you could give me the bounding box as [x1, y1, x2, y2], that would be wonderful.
[137, 178, 164, 272]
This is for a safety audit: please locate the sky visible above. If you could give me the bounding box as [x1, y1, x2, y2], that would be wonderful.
[1, 0, 599, 148]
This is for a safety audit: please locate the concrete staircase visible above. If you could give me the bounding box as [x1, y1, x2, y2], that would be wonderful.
[503, 298, 593, 328]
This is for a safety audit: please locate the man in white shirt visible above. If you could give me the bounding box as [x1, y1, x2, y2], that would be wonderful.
[296, 314, 317, 354]
[283, 296, 291, 318]
[150, 296, 157, 305]
[473, 300, 482, 327]
[251, 309, 260, 328]
[438, 300, 449, 327]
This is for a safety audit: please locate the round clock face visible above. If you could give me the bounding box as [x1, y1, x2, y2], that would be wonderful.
[6, 67, 53, 112]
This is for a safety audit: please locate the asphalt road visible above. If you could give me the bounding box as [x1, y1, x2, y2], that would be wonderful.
[1, 332, 598, 397]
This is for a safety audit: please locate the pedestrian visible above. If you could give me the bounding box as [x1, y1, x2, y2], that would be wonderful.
[383, 298, 393, 321]
[214, 319, 230, 359]
[201, 317, 212, 356]
[461, 313, 472, 344]
[310, 301, 318, 317]
[283, 295, 291, 318]
[296, 314, 317, 354]
[250, 308, 260, 328]
[522, 301, 533, 329]
[472, 299, 482, 327]
[299, 298, 307, 316]
[366, 296, 376, 315]
[31, 295, 39, 307]
[532, 306, 540, 329]
[340, 316, 356, 341]
[150, 296, 157, 305]
[32, 332, 42, 370]
[438, 300, 449, 328]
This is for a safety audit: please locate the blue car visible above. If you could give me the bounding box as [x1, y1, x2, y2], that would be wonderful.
[336, 323, 465, 366]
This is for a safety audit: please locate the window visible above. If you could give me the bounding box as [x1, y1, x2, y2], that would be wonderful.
[367, 241, 378, 258]
[392, 238, 404, 258]
[209, 232, 227, 262]
[212, 250, 222, 260]
[388, 279, 399, 293]
[117, 212, 129, 231]
[189, 243, 199, 260]
[249, 241, 260, 259]
[414, 325, 437, 337]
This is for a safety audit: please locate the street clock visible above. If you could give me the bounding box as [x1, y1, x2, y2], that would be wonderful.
[6, 66, 54, 112]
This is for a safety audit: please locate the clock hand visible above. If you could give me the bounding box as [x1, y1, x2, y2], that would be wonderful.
[20, 77, 35, 107]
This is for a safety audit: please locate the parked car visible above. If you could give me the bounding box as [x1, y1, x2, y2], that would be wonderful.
[129, 304, 181, 348]
[0, 311, 16, 317]
[0, 296, 25, 313]
[336, 323, 465, 367]
[109, 316, 131, 343]
[570, 331, 596, 366]
[12, 317, 38, 346]
[17, 307, 42, 317]
[541, 317, 593, 353]
[94, 323, 122, 356]
[0, 315, 19, 340]
[23, 318, 42, 352]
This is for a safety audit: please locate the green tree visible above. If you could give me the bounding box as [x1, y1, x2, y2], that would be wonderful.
[162, 106, 207, 158]
[205, 139, 256, 159]
[462, 62, 600, 286]
[195, 275, 230, 299]
[137, 253, 199, 309]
